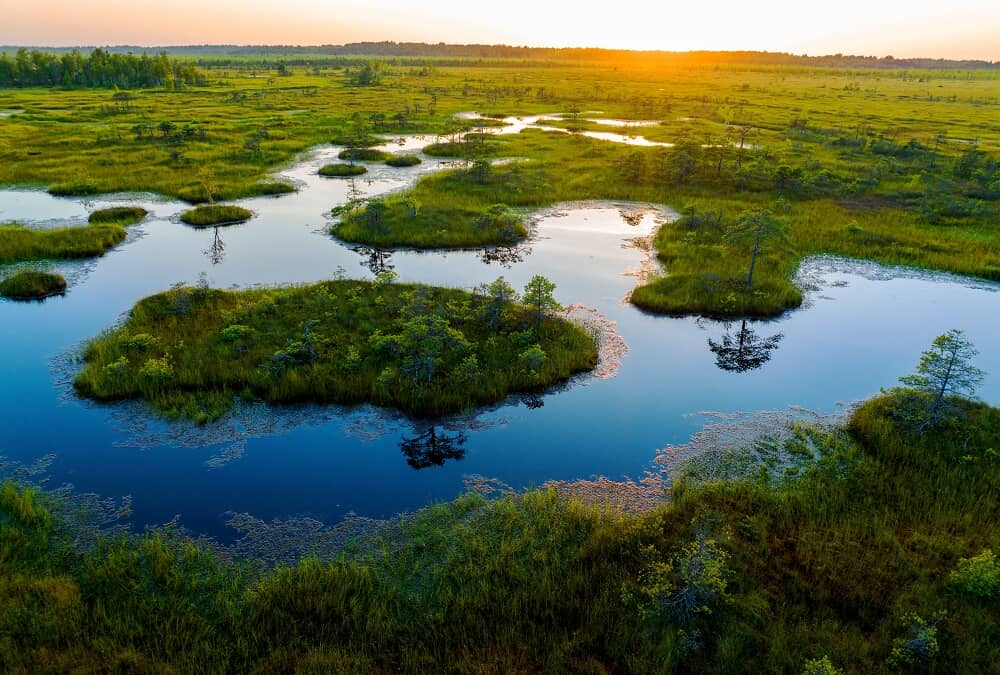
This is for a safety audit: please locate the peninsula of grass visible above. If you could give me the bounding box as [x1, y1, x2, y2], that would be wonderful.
[318, 163, 367, 177]
[337, 148, 390, 162]
[423, 136, 503, 158]
[4, 391, 998, 672]
[88, 206, 147, 225]
[0, 222, 128, 264]
[179, 204, 253, 227]
[385, 154, 422, 167]
[0, 269, 67, 300]
[74, 279, 596, 422]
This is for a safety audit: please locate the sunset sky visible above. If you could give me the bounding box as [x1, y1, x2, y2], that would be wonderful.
[2, 0, 999, 60]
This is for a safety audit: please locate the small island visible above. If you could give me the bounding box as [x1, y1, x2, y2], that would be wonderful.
[0, 269, 67, 300]
[319, 163, 367, 177]
[385, 154, 422, 167]
[179, 204, 253, 227]
[74, 277, 595, 422]
[0, 206, 145, 264]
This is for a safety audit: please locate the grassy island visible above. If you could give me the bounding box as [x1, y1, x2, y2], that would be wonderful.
[3, 391, 997, 672]
[74, 278, 596, 422]
[318, 163, 367, 177]
[385, 154, 422, 167]
[88, 206, 148, 224]
[337, 148, 390, 162]
[179, 204, 253, 227]
[0, 221, 131, 264]
[0, 269, 67, 299]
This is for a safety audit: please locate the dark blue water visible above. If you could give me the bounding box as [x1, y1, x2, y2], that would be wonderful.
[1, 141, 998, 541]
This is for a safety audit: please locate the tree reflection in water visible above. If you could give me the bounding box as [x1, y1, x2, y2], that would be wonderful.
[478, 245, 530, 268]
[707, 319, 783, 373]
[353, 246, 394, 275]
[521, 393, 545, 409]
[204, 226, 225, 265]
[399, 426, 467, 470]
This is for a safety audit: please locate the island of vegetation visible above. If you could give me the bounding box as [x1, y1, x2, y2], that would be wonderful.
[73, 275, 595, 422]
[318, 162, 368, 177]
[0, 269, 67, 300]
[179, 204, 253, 227]
[6, 329, 999, 672]
[0, 207, 145, 264]
[385, 154, 421, 167]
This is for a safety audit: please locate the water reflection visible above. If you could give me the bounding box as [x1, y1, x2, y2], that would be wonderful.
[204, 227, 226, 266]
[521, 393, 545, 409]
[399, 426, 468, 470]
[707, 320, 784, 373]
[478, 244, 531, 268]
[353, 246, 394, 275]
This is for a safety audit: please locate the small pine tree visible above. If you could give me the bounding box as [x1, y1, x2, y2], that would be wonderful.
[898, 329, 985, 433]
[522, 275, 559, 329]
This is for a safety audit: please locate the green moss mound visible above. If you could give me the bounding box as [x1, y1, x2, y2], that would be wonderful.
[179, 204, 253, 227]
[337, 148, 390, 162]
[88, 206, 147, 225]
[385, 154, 422, 167]
[0, 222, 128, 263]
[318, 163, 367, 177]
[0, 270, 67, 299]
[74, 279, 596, 422]
[249, 180, 296, 197]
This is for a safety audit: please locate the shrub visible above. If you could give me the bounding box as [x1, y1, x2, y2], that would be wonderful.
[887, 613, 941, 669]
[801, 656, 844, 675]
[950, 549, 999, 598]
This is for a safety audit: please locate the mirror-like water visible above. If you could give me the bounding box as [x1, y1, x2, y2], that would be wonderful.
[1, 134, 997, 542]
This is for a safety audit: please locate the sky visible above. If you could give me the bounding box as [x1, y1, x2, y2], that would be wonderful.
[2, 0, 999, 60]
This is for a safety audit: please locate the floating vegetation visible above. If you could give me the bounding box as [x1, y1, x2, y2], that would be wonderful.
[88, 206, 147, 224]
[319, 163, 367, 177]
[179, 204, 253, 226]
[385, 154, 422, 167]
[0, 269, 67, 300]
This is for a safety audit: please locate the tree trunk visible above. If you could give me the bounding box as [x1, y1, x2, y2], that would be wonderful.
[747, 241, 760, 288]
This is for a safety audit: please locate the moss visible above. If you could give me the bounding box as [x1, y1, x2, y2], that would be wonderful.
[318, 163, 367, 177]
[88, 207, 147, 225]
[0, 270, 67, 300]
[179, 205, 253, 227]
[385, 154, 422, 167]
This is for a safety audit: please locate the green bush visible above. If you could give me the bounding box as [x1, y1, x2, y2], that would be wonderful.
[950, 549, 999, 598]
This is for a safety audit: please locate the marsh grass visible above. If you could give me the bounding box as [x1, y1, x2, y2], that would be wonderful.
[385, 154, 422, 167]
[337, 148, 390, 161]
[318, 163, 367, 177]
[2, 393, 997, 672]
[179, 204, 253, 227]
[0, 269, 67, 299]
[88, 206, 147, 224]
[73, 279, 597, 422]
[0, 222, 128, 264]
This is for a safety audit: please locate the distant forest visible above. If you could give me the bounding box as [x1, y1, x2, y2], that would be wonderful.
[0, 49, 205, 88]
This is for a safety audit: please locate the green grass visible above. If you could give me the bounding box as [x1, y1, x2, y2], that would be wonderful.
[318, 163, 367, 177]
[0, 56, 997, 317]
[385, 154, 422, 167]
[0, 222, 129, 264]
[179, 204, 253, 226]
[73, 278, 597, 422]
[337, 148, 390, 161]
[87, 206, 148, 224]
[2, 392, 997, 672]
[0, 269, 66, 299]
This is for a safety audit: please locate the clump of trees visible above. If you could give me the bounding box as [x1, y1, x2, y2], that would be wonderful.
[0, 49, 204, 89]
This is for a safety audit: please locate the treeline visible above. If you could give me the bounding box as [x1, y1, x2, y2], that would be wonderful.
[0, 49, 205, 88]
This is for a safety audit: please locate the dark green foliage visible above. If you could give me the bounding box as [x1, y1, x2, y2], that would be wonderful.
[88, 206, 147, 224]
[0, 48, 204, 89]
[385, 154, 422, 167]
[74, 279, 597, 421]
[2, 395, 999, 671]
[179, 205, 253, 227]
[319, 163, 368, 177]
[0, 222, 128, 264]
[0, 270, 66, 299]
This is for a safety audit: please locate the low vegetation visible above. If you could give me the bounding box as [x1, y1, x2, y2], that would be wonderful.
[385, 154, 422, 167]
[0, 221, 130, 264]
[88, 206, 147, 224]
[73, 276, 595, 422]
[337, 148, 390, 162]
[318, 162, 367, 177]
[4, 384, 997, 672]
[179, 204, 253, 226]
[0, 269, 66, 299]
